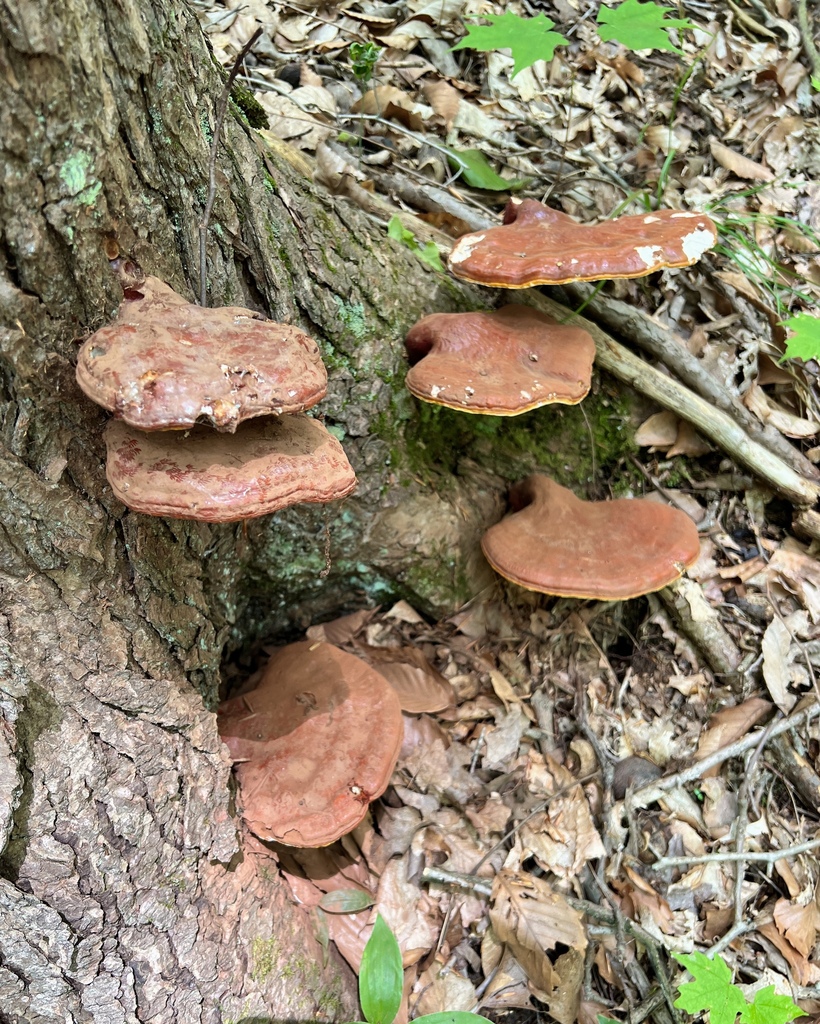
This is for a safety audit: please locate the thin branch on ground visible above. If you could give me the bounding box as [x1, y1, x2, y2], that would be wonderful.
[650, 836, 820, 869]
[199, 28, 262, 307]
[517, 291, 820, 507]
[627, 700, 820, 808]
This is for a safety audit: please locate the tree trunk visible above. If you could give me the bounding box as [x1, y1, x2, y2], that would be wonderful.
[0, 1, 634, 1019]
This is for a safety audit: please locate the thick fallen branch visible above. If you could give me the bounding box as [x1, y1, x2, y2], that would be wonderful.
[559, 282, 820, 485]
[516, 291, 820, 508]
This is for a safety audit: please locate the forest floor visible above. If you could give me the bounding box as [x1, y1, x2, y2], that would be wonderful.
[194, 1, 820, 1021]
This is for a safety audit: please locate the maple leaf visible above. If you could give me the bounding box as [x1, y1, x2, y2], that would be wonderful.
[673, 952, 747, 1024]
[597, 0, 694, 54]
[782, 313, 820, 362]
[451, 11, 568, 77]
[741, 986, 806, 1024]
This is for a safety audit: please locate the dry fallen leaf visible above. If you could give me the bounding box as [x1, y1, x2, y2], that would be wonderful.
[774, 897, 820, 958]
[635, 410, 679, 447]
[696, 697, 773, 772]
[490, 868, 586, 1020]
[762, 616, 798, 713]
[306, 608, 376, 644]
[710, 139, 774, 181]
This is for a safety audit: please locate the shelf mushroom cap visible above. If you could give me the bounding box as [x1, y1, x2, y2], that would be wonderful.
[217, 641, 404, 847]
[77, 276, 328, 431]
[481, 474, 700, 600]
[104, 414, 356, 521]
[405, 305, 596, 414]
[448, 199, 718, 288]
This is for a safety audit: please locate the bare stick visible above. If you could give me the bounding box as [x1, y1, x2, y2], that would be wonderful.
[199, 29, 262, 307]
[797, 0, 820, 87]
[651, 837, 820, 869]
[628, 702, 820, 808]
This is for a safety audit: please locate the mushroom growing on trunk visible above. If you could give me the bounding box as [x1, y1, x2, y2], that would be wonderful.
[447, 198, 718, 288]
[104, 415, 357, 522]
[217, 641, 404, 847]
[77, 276, 328, 431]
[405, 304, 595, 414]
[481, 474, 700, 600]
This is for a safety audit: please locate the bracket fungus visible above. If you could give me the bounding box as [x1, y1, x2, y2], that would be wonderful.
[217, 641, 403, 847]
[481, 475, 701, 600]
[448, 198, 718, 288]
[405, 305, 595, 414]
[77, 276, 327, 431]
[104, 414, 356, 522]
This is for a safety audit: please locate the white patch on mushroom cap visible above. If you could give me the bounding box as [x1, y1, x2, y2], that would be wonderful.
[670, 211, 697, 218]
[681, 227, 716, 262]
[635, 245, 663, 267]
[430, 385, 444, 398]
[520, 390, 532, 401]
[449, 234, 486, 264]
[643, 215, 661, 223]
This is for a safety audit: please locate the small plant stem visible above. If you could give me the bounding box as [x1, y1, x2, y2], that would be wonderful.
[199, 29, 262, 307]
[797, 0, 820, 85]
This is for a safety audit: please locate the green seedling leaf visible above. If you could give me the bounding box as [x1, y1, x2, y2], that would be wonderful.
[387, 215, 412, 244]
[782, 313, 820, 362]
[359, 914, 403, 1024]
[414, 1014, 495, 1024]
[446, 148, 523, 191]
[319, 889, 375, 914]
[452, 11, 568, 77]
[387, 216, 445, 272]
[598, 1017, 621, 1024]
[417, 240, 445, 273]
[597, 0, 694, 54]
[673, 951, 747, 1024]
[741, 986, 806, 1024]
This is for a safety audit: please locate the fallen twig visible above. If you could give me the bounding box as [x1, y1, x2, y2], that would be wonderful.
[650, 836, 820, 870]
[629, 701, 820, 807]
[560, 282, 820, 486]
[658, 578, 743, 677]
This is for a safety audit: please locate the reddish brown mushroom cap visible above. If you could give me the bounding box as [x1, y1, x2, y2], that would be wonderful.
[448, 199, 718, 288]
[405, 305, 596, 414]
[481, 475, 700, 600]
[77, 276, 327, 431]
[217, 641, 403, 847]
[104, 414, 356, 521]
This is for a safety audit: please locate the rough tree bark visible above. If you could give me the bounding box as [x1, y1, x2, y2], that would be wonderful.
[0, 1, 634, 1020]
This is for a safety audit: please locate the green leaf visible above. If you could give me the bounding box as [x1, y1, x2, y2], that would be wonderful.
[597, 1017, 621, 1024]
[387, 216, 444, 272]
[414, 1015, 495, 1024]
[445, 148, 523, 191]
[597, 0, 694, 54]
[318, 889, 375, 914]
[451, 12, 568, 77]
[673, 951, 747, 1024]
[359, 914, 403, 1024]
[417, 241, 445, 274]
[782, 313, 820, 361]
[387, 215, 412, 244]
[741, 986, 806, 1024]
